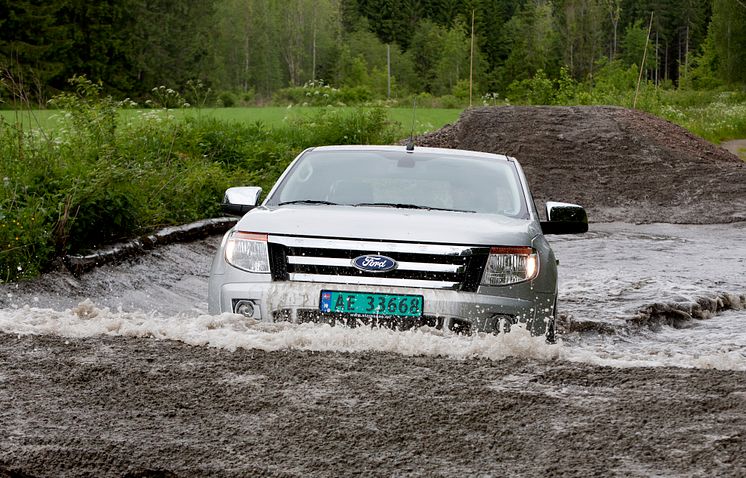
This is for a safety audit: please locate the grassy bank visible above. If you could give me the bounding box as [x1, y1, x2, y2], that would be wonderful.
[0, 80, 401, 282]
[0, 107, 461, 137]
[3, 79, 745, 282]
[3, 91, 746, 145]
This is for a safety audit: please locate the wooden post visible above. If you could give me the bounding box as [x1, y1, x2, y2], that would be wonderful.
[312, 24, 317, 81]
[387, 44, 391, 99]
[633, 11, 654, 109]
[655, 30, 659, 88]
[469, 9, 475, 107]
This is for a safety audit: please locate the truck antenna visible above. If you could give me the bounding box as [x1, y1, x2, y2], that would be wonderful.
[406, 99, 416, 152]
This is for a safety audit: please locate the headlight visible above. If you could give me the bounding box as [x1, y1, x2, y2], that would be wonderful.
[481, 246, 538, 286]
[225, 231, 270, 273]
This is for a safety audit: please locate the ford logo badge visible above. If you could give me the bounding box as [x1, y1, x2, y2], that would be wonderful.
[352, 255, 397, 273]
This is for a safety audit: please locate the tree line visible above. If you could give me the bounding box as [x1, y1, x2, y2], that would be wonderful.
[1, 0, 745, 105]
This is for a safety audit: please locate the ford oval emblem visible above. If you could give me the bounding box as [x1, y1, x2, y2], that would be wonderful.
[352, 255, 397, 273]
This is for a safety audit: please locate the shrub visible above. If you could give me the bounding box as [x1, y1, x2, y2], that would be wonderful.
[0, 80, 401, 281]
[241, 88, 256, 105]
[273, 80, 373, 106]
[218, 91, 237, 107]
[506, 70, 555, 105]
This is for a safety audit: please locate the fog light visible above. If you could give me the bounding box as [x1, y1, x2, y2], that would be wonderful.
[234, 300, 255, 318]
[492, 314, 516, 333]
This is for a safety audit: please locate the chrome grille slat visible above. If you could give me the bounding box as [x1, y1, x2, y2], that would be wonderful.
[286, 255, 464, 273]
[269, 235, 488, 291]
[269, 235, 474, 256]
[288, 273, 459, 289]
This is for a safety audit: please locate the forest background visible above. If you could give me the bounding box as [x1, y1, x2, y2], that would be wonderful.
[1, 0, 746, 282]
[2, 0, 745, 106]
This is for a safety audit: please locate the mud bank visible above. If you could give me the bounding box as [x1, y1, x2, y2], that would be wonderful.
[1, 332, 745, 478]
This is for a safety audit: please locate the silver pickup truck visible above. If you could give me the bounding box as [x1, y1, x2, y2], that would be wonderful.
[208, 145, 587, 341]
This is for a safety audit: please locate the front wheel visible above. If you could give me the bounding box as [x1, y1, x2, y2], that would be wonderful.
[545, 299, 557, 344]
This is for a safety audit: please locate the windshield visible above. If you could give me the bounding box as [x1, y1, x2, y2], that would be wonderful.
[266, 149, 528, 217]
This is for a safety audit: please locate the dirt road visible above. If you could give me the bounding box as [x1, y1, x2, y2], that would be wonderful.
[722, 139, 746, 160]
[2, 332, 745, 478]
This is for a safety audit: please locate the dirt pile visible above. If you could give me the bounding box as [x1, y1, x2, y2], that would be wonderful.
[416, 106, 746, 224]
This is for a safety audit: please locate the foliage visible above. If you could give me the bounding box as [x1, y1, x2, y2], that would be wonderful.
[0, 78, 399, 282]
[2, 0, 745, 105]
[273, 80, 373, 106]
[706, 0, 746, 85]
[506, 68, 579, 106]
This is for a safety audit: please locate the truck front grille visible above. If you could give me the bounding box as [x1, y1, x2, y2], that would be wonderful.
[267, 235, 488, 291]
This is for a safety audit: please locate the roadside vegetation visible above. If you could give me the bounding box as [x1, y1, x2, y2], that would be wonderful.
[2, 73, 746, 282]
[2, 0, 746, 281]
[0, 77, 399, 282]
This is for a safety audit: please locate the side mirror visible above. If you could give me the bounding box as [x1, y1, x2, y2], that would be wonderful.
[221, 187, 262, 216]
[540, 201, 588, 234]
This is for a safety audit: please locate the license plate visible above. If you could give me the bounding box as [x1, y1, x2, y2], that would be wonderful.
[319, 291, 424, 318]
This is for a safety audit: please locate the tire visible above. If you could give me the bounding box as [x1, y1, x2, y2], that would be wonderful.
[545, 299, 557, 344]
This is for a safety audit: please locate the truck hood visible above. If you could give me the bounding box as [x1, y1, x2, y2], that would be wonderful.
[235, 205, 538, 246]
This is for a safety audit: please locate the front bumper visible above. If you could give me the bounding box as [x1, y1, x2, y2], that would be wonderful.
[212, 279, 556, 336]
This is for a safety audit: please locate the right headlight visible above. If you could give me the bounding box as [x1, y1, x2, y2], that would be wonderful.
[481, 246, 538, 286]
[225, 231, 270, 273]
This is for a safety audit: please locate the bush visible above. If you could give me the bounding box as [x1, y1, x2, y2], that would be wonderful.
[273, 80, 373, 106]
[0, 78, 401, 281]
[507, 70, 555, 105]
[286, 107, 398, 147]
[218, 91, 237, 107]
[240, 88, 255, 105]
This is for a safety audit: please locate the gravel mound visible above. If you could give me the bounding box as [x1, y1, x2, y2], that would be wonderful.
[416, 106, 746, 224]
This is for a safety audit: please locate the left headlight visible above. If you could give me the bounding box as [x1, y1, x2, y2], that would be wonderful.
[481, 246, 538, 286]
[225, 231, 270, 273]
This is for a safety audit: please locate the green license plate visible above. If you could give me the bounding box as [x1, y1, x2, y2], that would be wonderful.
[319, 291, 424, 318]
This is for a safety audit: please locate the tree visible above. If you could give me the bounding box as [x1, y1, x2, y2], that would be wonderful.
[57, 0, 138, 97]
[502, 1, 558, 82]
[407, 19, 445, 93]
[434, 22, 471, 95]
[557, 0, 606, 81]
[0, 0, 69, 102]
[707, 0, 746, 84]
[128, 0, 216, 94]
[621, 19, 655, 70]
[606, 0, 622, 60]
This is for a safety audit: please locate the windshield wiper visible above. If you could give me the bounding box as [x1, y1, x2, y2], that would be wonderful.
[278, 200, 340, 206]
[353, 202, 475, 213]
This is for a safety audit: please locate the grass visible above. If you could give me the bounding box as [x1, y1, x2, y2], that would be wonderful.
[2, 83, 745, 283]
[0, 81, 404, 282]
[4, 94, 746, 145]
[654, 91, 746, 144]
[0, 107, 463, 137]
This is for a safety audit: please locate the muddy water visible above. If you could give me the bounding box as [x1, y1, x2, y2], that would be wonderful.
[552, 223, 746, 370]
[2, 222, 744, 369]
[1, 223, 745, 477]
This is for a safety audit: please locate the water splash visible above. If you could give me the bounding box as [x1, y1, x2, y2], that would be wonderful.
[1, 299, 744, 371]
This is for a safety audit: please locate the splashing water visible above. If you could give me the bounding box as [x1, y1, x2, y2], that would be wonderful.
[1, 297, 744, 371]
[0, 222, 744, 370]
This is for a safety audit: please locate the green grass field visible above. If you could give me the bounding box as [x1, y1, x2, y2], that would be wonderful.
[4, 102, 746, 144]
[0, 107, 462, 137]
